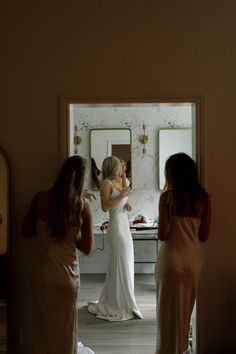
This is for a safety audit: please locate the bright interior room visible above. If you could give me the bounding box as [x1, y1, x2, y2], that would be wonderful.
[69, 102, 195, 273]
[65, 101, 197, 353]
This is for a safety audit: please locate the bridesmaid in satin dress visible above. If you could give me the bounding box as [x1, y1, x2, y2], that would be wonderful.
[23, 156, 95, 354]
[155, 153, 211, 354]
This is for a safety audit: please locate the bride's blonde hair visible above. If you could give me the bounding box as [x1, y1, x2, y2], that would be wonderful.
[102, 156, 121, 180]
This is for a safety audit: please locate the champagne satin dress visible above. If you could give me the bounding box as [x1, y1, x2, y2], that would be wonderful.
[155, 215, 203, 354]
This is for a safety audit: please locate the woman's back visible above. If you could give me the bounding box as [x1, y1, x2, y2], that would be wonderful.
[158, 189, 210, 243]
[155, 153, 211, 354]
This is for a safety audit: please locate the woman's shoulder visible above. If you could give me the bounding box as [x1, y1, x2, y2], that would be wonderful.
[27, 189, 52, 223]
[35, 189, 52, 206]
[201, 192, 211, 209]
[101, 178, 112, 184]
[82, 198, 91, 210]
[160, 190, 169, 197]
[160, 190, 171, 202]
[80, 199, 93, 220]
[100, 178, 113, 190]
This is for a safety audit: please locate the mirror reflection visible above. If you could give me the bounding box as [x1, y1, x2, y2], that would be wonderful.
[90, 128, 131, 190]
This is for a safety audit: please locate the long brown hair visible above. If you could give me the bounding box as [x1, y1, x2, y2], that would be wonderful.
[91, 157, 101, 189]
[164, 153, 207, 215]
[48, 155, 87, 239]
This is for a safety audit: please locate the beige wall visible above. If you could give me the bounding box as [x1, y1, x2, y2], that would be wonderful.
[1, 1, 236, 353]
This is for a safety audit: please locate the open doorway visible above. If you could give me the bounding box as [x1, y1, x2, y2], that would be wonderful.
[60, 98, 204, 354]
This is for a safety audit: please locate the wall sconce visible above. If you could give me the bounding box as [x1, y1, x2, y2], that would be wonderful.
[139, 124, 148, 155]
[73, 125, 81, 154]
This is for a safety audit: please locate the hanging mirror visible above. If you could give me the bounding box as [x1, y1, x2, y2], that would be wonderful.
[90, 128, 131, 190]
[159, 128, 193, 190]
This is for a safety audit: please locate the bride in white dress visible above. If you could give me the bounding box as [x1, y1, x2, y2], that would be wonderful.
[88, 156, 143, 321]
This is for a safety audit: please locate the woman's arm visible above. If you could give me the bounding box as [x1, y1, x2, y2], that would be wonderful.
[83, 190, 96, 202]
[158, 192, 169, 241]
[198, 194, 211, 242]
[100, 179, 129, 212]
[76, 200, 94, 255]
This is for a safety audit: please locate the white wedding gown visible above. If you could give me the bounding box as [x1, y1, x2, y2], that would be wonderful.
[88, 188, 143, 321]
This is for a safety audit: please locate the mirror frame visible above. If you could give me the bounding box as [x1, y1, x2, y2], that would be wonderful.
[158, 128, 193, 190]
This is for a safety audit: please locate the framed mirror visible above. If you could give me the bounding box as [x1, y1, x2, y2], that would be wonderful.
[159, 128, 193, 190]
[90, 128, 131, 190]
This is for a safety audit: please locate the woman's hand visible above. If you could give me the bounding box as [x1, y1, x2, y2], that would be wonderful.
[121, 187, 130, 198]
[124, 202, 132, 212]
[120, 161, 126, 174]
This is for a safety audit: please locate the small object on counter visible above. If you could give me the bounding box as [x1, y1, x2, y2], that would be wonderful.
[100, 221, 108, 231]
[132, 214, 147, 224]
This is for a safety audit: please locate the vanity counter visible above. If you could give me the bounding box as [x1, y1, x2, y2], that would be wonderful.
[78, 225, 159, 274]
[93, 225, 158, 238]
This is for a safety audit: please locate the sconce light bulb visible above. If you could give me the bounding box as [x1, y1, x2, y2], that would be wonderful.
[139, 123, 148, 156]
[139, 135, 148, 145]
[74, 136, 81, 145]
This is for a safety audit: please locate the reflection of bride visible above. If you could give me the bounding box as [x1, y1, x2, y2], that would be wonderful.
[88, 156, 143, 321]
[91, 157, 101, 190]
[119, 159, 131, 188]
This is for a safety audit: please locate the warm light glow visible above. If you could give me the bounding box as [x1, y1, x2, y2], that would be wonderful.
[139, 124, 148, 155]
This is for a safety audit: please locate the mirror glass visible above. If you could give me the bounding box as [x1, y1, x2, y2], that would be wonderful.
[90, 128, 131, 190]
[0, 146, 9, 353]
[159, 128, 193, 190]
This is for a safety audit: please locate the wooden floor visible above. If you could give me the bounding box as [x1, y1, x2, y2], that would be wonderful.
[78, 274, 156, 354]
[0, 275, 193, 354]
